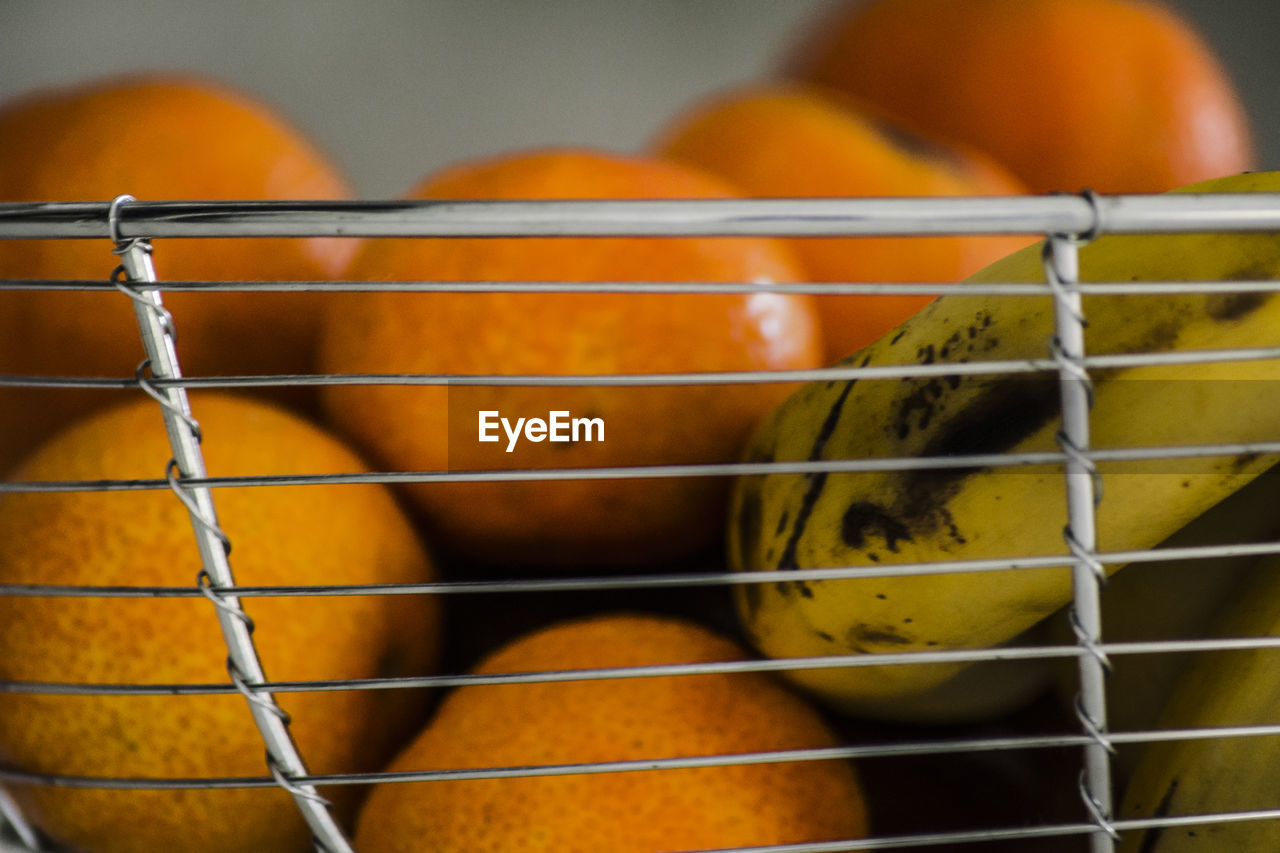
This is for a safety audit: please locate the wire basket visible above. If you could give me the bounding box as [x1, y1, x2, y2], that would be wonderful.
[2, 191, 1280, 853]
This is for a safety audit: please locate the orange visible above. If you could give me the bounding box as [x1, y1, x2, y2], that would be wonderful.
[652, 82, 1032, 362]
[0, 393, 440, 853]
[784, 0, 1255, 195]
[316, 147, 822, 568]
[353, 612, 869, 852]
[0, 71, 356, 475]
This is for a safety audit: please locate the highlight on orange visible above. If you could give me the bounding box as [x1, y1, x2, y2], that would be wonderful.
[316, 146, 824, 568]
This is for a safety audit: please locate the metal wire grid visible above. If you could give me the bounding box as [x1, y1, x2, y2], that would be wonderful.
[0, 193, 1279, 852]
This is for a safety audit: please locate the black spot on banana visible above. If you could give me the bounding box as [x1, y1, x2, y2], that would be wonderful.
[770, 361, 865, 602]
[727, 170, 1280, 723]
[1206, 289, 1266, 321]
[1134, 779, 1179, 853]
[841, 502, 911, 552]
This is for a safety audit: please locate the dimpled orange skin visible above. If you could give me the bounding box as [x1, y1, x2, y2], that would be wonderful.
[785, 0, 1255, 195]
[353, 612, 869, 852]
[317, 148, 822, 568]
[654, 83, 1033, 363]
[0, 72, 357, 475]
[0, 393, 440, 853]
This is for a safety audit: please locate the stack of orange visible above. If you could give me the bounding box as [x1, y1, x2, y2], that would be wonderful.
[0, 72, 356, 475]
[0, 394, 442, 853]
[652, 83, 1032, 363]
[0, 0, 1261, 850]
[784, 0, 1255, 196]
[649, 0, 1255, 363]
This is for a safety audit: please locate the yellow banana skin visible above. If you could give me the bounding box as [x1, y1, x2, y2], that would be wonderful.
[1044, 461, 1280, 778]
[728, 170, 1280, 719]
[1117, 554, 1280, 851]
[1046, 463, 1280, 781]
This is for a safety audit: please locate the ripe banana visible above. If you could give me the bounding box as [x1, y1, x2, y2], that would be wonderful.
[1117, 553, 1280, 851]
[728, 169, 1280, 721]
[1046, 462, 1280, 779]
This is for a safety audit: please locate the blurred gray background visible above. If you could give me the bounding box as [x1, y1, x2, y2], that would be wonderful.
[0, 0, 1276, 199]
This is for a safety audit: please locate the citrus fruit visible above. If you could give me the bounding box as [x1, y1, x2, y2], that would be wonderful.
[353, 612, 869, 852]
[652, 82, 1032, 361]
[0, 71, 356, 475]
[0, 393, 440, 853]
[316, 147, 822, 568]
[784, 0, 1255, 194]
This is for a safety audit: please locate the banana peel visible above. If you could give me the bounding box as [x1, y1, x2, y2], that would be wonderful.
[1047, 462, 1280, 782]
[728, 170, 1280, 721]
[1118, 551, 1280, 851]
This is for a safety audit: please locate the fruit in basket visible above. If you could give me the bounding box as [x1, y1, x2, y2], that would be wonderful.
[316, 147, 822, 568]
[782, 0, 1255, 195]
[1117, 552, 1280, 851]
[0, 71, 356, 476]
[0, 393, 440, 853]
[651, 81, 1032, 363]
[352, 611, 868, 852]
[726, 169, 1280, 720]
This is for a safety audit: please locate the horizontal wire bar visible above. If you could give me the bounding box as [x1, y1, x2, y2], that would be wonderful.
[0, 278, 1054, 295]
[11, 635, 1280, 697]
[0, 735, 1190, 787]
[0, 767, 274, 790]
[688, 806, 1280, 853]
[2, 193, 1280, 240]
[7, 743, 1029, 792]
[309, 742, 1055, 785]
[1087, 345, 1280, 370]
[0, 754, 1084, 853]
[0, 357, 1059, 390]
[5, 720, 1280, 785]
[5, 277, 1280, 296]
[1090, 439, 1280, 462]
[4, 341, 1280, 392]
[3, 532, 1278, 600]
[4, 727, 1279, 849]
[0, 197, 1085, 238]
[683, 822, 1103, 852]
[0, 557, 1073, 598]
[6, 437, 1280, 494]
[1110, 808, 1280, 840]
[0, 452, 1070, 493]
[1106, 536, 1280, 566]
[2, 647, 1078, 696]
[0, 375, 137, 389]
